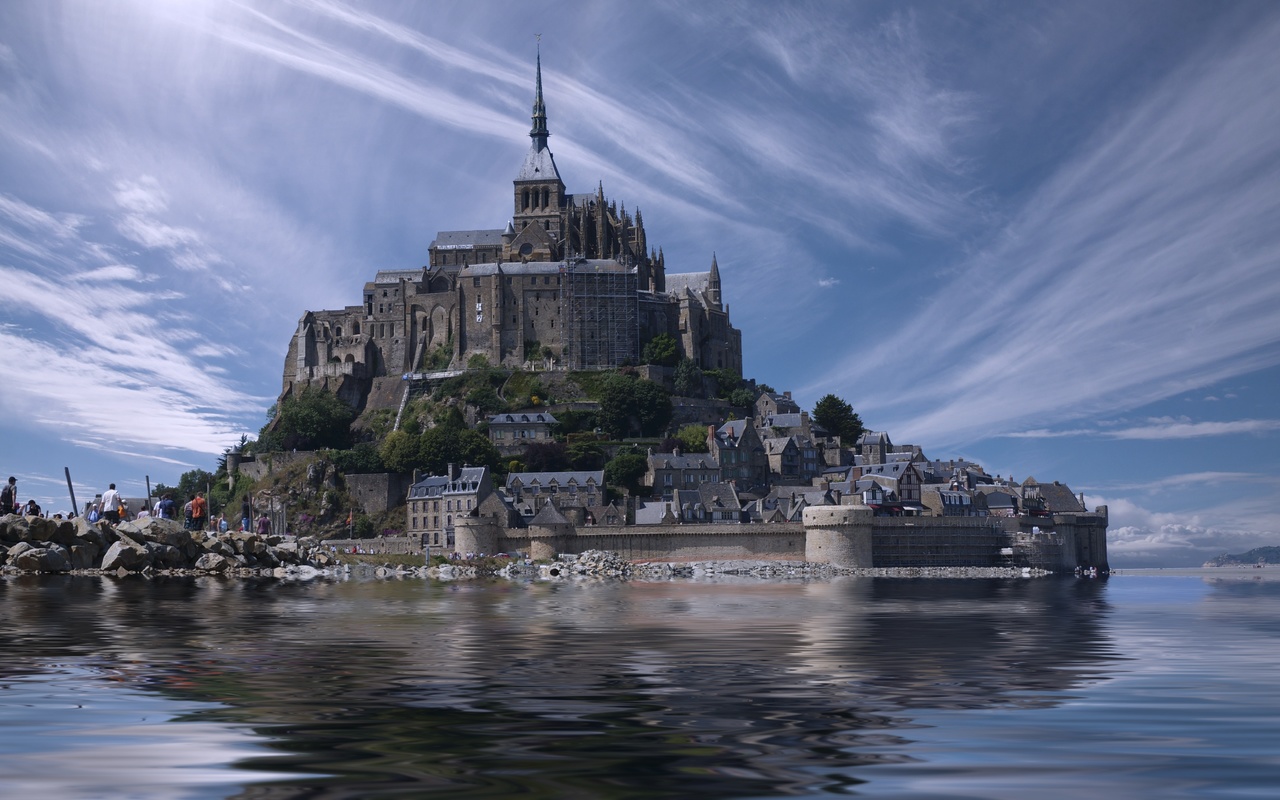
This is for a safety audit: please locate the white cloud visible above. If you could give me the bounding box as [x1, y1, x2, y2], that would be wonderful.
[1005, 418, 1280, 441]
[808, 14, 1280, 448]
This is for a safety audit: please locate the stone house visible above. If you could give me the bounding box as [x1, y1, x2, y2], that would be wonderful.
[645, 452, 720, 499]
[406, 465, 493, 552]
[670, 483, 744, 523]
[763, 436, 818, 485]
[920, 485, 977, 516]
[857, 459, 923, 509]
[504, 470, 605, 517]
[754, 391, 801, 425]
[707, 420, 768, 490]
[488, 411, 558, 453]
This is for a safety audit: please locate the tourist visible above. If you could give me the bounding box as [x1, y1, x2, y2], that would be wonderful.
[256, 513, 271, 536]
[190, 492, 208, 532]
[241, 498, 251, 532]
[101, 484, 122, 524]
[23, 499, 41, 517]
[182, 498, 194, 529]
[218, 513, 229, 533]
[157, 493, 176, 520]
[1, 477, 16, 515]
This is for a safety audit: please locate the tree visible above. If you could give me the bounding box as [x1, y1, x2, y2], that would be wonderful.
[641, 333, 679, 367]
[812, 393, 865, 443]
[379, 430, 419, 474]
[566, 440, 606, 471]
[329, 442, 384, 474]
[675, 423, 710, 454]
[258, 387, 355, 451]
[633, 378, 673, 437]
[729, 387, 756, 408]
[604, 450, 648, 497]
[522, 441, 570, 472]
[673, 358, 704, 398]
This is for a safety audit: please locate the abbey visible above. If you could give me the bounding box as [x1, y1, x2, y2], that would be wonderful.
[282, 53, 742, 408]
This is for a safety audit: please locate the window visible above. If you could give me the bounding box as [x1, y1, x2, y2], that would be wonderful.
[473, 276, 481, 287]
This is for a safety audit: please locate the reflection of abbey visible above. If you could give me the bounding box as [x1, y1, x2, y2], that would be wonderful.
[282, 54, 741, 407]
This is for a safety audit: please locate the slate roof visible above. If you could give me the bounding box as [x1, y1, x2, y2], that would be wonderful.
[663, 271, 710, 300]
[762, 413, 805, 429]
[430, 229, 505, 249]
[516, 142, 562, 182]
[506, 470, 603, 488]
[647, 453, 719, 471]
[528, 502, 570, 526]
[1035, 481, 1086, 513]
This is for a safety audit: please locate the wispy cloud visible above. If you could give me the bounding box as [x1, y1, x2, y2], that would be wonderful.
[808, 13, 1280, 448]
[1006, 417, 1280, 440]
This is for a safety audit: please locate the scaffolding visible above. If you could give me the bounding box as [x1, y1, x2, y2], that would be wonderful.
[560, 259, 638, 370]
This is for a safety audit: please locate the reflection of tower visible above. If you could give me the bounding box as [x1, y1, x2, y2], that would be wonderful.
[788, 579, 874, 683]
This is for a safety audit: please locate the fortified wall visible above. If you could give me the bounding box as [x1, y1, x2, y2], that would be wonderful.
[454, 504, 1110, 572]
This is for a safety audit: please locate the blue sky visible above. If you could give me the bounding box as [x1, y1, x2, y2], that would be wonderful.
[1, 1, 1277, 567]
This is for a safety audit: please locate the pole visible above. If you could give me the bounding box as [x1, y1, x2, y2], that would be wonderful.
[64, 468, 78, 517]
[145, 475, 153, 511]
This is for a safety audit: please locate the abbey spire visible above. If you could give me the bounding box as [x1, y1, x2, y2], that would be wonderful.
[529, 46, 549, 148]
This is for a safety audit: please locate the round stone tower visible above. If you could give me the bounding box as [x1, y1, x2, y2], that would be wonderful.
[803, 505, 874, 568]
[453, 511, 500, 557]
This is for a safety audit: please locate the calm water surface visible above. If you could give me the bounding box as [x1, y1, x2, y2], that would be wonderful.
[1, 570, 1277, 798]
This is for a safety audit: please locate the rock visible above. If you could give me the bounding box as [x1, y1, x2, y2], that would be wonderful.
[194, 553, 231, 572]
[146, 543, 185, 569]
[69, 543, 101, 570]
[11, 546, 72, 572]
[101, 539, 151, 572]
[5, 541, 36, 563]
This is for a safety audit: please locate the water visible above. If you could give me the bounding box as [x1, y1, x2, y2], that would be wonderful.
[1, 571, 1277, 798]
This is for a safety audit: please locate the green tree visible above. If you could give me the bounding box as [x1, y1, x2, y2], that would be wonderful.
[674, 423, 710, 454]
[604, 450, 648, 497]
[641, 333, 679, 367]
[330, 442, 384, 474]
[633, 378, 673, 437]
[379, 430, 419, 473]
[673, 358, 704, 398]
[258, 387, 355, 451]
[729, 387, 756, 408]
[522, 441, 570, 472]
[812, 393, 865, 443]
[566, 440, 606, 471]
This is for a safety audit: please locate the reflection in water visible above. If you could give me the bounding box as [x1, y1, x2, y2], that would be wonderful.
[0, 574, 1120, 798]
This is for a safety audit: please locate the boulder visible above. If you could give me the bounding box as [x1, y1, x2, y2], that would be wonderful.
[194, 553, 231, 573]
[146, 543, 185, 569]
[12, 545, 72, 573]
[101, 539, 151, 572]
[5, 541, 36, 564]
[70, 543, 100, 570]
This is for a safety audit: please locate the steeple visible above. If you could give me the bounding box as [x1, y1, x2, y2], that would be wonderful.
[529, 45, 549, 149]
[708, 252, 722, 308]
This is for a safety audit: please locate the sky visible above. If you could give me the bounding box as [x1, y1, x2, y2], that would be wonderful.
[1, 0, 1278, 567]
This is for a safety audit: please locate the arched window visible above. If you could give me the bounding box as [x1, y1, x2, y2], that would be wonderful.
[522, 189, 530, 210]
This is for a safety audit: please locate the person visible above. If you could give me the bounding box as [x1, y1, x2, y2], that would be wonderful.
[157, 493, 176, 520]
[218, 513, 229, 533]
[256, 513, 271, 536]
[241, 498, 251, 532]
[101, 484, 122, 524]
[24, 499, 41, 517]
[183, 498, 194, 530]
[1, 477, 17, 515]
[190, 492, 208, 531]
[87, 503, 100, 523]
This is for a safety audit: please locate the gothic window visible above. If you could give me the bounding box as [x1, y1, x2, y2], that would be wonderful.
[542, 187, 549, 207]
[522, 189, 529, 210]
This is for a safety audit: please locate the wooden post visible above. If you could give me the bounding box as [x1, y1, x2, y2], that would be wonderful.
[64, 467, 78, 517]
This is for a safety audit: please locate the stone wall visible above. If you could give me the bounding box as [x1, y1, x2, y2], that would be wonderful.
[346, 472, 413, 516]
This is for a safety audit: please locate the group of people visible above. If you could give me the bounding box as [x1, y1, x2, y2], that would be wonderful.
[5, 474, 277, 536]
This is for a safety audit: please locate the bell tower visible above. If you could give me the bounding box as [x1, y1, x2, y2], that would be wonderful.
[508, 46, 566, 262]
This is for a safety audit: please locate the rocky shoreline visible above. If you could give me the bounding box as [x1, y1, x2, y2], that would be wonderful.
[0, 513, 338, 577]
[2, 518, 1051, 581]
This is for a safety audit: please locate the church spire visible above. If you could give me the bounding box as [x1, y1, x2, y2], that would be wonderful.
[530, 44, 549, 149]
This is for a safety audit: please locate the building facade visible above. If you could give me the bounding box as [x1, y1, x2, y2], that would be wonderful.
[281, 52, 742, 408]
